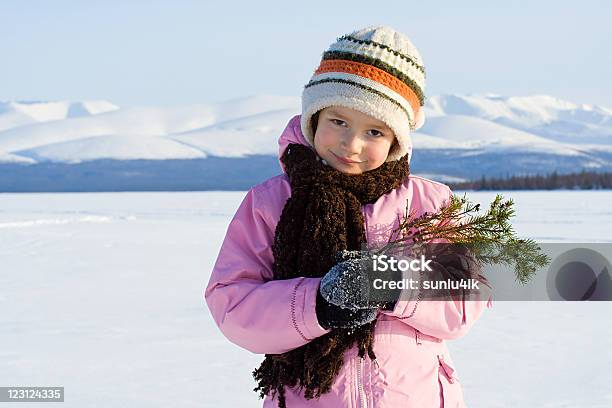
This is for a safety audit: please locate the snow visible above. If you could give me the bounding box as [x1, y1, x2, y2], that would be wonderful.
[415, 173, 470, 183]
[1, 190, 611, 407]
[421, 114, 584, 154]
[1, 93, 610, 166]
[426, 93, 612, 144]
[0, 100, 119, 132]
[168, 108, 299, 158]
[16, 134, 208, 163]
[411, 131, 470, 150]
[0, 152, 36, 164]
[0, 105, 219, 154]
[0, 95, 300, 163]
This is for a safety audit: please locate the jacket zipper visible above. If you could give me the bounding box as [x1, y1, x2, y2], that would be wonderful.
[356, 356, 367, 408]
[359, 205, 369, 408]
[362, 204, 369, 245]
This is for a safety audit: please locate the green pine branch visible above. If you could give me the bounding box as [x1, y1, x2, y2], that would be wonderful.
[375, 193, 550, 284]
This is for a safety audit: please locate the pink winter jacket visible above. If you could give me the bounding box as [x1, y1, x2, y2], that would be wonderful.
[205, 114, 493, 408]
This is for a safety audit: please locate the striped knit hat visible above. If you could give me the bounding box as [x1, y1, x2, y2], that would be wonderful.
[301, 25, 426, 162]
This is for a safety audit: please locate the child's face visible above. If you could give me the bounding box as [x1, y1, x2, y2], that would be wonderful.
[313, 106, 396, 175]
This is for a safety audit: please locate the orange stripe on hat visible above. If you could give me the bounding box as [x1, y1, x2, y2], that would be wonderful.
[314, 59, 421, 118]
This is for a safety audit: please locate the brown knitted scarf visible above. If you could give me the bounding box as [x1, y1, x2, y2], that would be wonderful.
[252, 143, 410, 407]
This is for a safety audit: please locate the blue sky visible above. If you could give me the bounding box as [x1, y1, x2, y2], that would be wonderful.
[1, 0, 611, 107]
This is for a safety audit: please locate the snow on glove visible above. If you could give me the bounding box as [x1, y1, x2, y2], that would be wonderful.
[319, 250, 400, 311]
[315, 250, 380, 330]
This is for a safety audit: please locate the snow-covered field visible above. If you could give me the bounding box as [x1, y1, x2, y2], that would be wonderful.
[1, 190, 611, 407]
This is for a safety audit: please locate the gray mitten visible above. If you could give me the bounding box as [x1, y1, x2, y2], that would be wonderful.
[315, 250, 380, 330]
[315, 290, 377, 330]
[320, 249, 411, 311]
[320, 250, 373, 310]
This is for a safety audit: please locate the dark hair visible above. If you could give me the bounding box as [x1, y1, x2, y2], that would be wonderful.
[310, 110, 321, 135]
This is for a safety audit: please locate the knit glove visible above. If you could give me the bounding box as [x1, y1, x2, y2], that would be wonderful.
[325, 250, 404, 312]
[315, 290, 377, 330]
[428, 243, 481, 280]
[315, 250, 380, 330]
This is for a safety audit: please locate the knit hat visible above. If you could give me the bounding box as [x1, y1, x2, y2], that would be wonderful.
[301, 25, 426, 162]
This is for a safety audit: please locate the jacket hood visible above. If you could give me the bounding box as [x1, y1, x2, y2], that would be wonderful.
[277, 114, 312, 174]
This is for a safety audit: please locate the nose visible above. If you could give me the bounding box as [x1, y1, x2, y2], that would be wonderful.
[340, 130, 363, 154]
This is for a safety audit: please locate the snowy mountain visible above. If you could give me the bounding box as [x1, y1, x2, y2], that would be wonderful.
[425, 94, 612, 145]
[1, 94, 611, 191]
[0, 100, 119, 133]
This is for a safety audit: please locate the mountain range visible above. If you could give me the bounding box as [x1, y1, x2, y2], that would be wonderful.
[1, 94, 611, 191]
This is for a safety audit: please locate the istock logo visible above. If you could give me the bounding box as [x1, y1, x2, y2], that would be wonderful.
[372, 254, 432, 272]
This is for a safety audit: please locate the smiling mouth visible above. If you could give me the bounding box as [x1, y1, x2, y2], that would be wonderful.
[331, 151, 364, 164]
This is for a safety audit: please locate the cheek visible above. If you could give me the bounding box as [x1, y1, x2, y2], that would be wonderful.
[314, 127, 338, 149]
[366, 141, 393, 164]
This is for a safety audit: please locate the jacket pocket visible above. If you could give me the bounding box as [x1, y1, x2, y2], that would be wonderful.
[437, 354, 465, 408]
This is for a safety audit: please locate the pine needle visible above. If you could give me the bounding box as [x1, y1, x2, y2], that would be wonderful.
[375, 193, 550, 284]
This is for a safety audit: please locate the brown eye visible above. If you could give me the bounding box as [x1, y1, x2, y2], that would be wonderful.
[368, 129, 384, 137]
[330, 119, 346, 127]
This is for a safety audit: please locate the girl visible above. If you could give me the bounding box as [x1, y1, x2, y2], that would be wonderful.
[205, 25, 493, 408]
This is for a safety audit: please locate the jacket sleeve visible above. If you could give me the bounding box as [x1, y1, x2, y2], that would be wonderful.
[380, 187, 494, 340]
[381, 281, 493, 340]
[204, 186, 330, 354]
